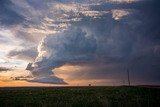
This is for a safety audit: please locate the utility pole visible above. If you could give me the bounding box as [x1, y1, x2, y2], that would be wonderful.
[127, 69, 130, 86]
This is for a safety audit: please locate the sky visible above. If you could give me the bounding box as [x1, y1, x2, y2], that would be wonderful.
[0, 0, 160, 86]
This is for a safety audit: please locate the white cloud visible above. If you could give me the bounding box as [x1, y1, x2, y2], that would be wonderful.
[111, 9, 130, 20]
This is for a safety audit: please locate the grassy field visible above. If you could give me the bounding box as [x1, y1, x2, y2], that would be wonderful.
[0, 86, 160, 107]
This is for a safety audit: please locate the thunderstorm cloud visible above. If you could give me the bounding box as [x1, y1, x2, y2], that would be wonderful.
[0, 0, 160, 85]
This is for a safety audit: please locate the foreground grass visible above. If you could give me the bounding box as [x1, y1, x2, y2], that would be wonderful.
[0, 86, 160, 107]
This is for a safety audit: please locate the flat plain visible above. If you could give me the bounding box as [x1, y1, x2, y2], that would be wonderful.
[0, 86, 160, 107]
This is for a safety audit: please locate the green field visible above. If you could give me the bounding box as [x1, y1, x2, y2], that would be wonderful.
[0, 86, 160, 107]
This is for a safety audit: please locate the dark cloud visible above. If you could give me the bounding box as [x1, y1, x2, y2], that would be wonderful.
[63, 57, 160, 85]
[0, 0, 25, 27]
[26, 0, 49, 9]
[7, 47, 38, 62]
[71, 0, 160, 84]
[2, 0, 159, 85]
[0, 67, 11, 72]
[29, 0, 160, 85]
[26, 27, 96, 84]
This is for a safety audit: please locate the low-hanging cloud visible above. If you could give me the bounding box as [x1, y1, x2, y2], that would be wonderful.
[0, 67, 11, 72]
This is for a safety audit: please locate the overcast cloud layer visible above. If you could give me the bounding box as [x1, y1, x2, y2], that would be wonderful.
[0, 0, 160, 85]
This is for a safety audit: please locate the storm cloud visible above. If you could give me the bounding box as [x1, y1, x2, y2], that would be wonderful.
[0, 67, 11, 72]
[26, 27, 96, 84]
[30, 0, 160, 84]
[0, 0, 25, 26]
[0, 0, 160, 85]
